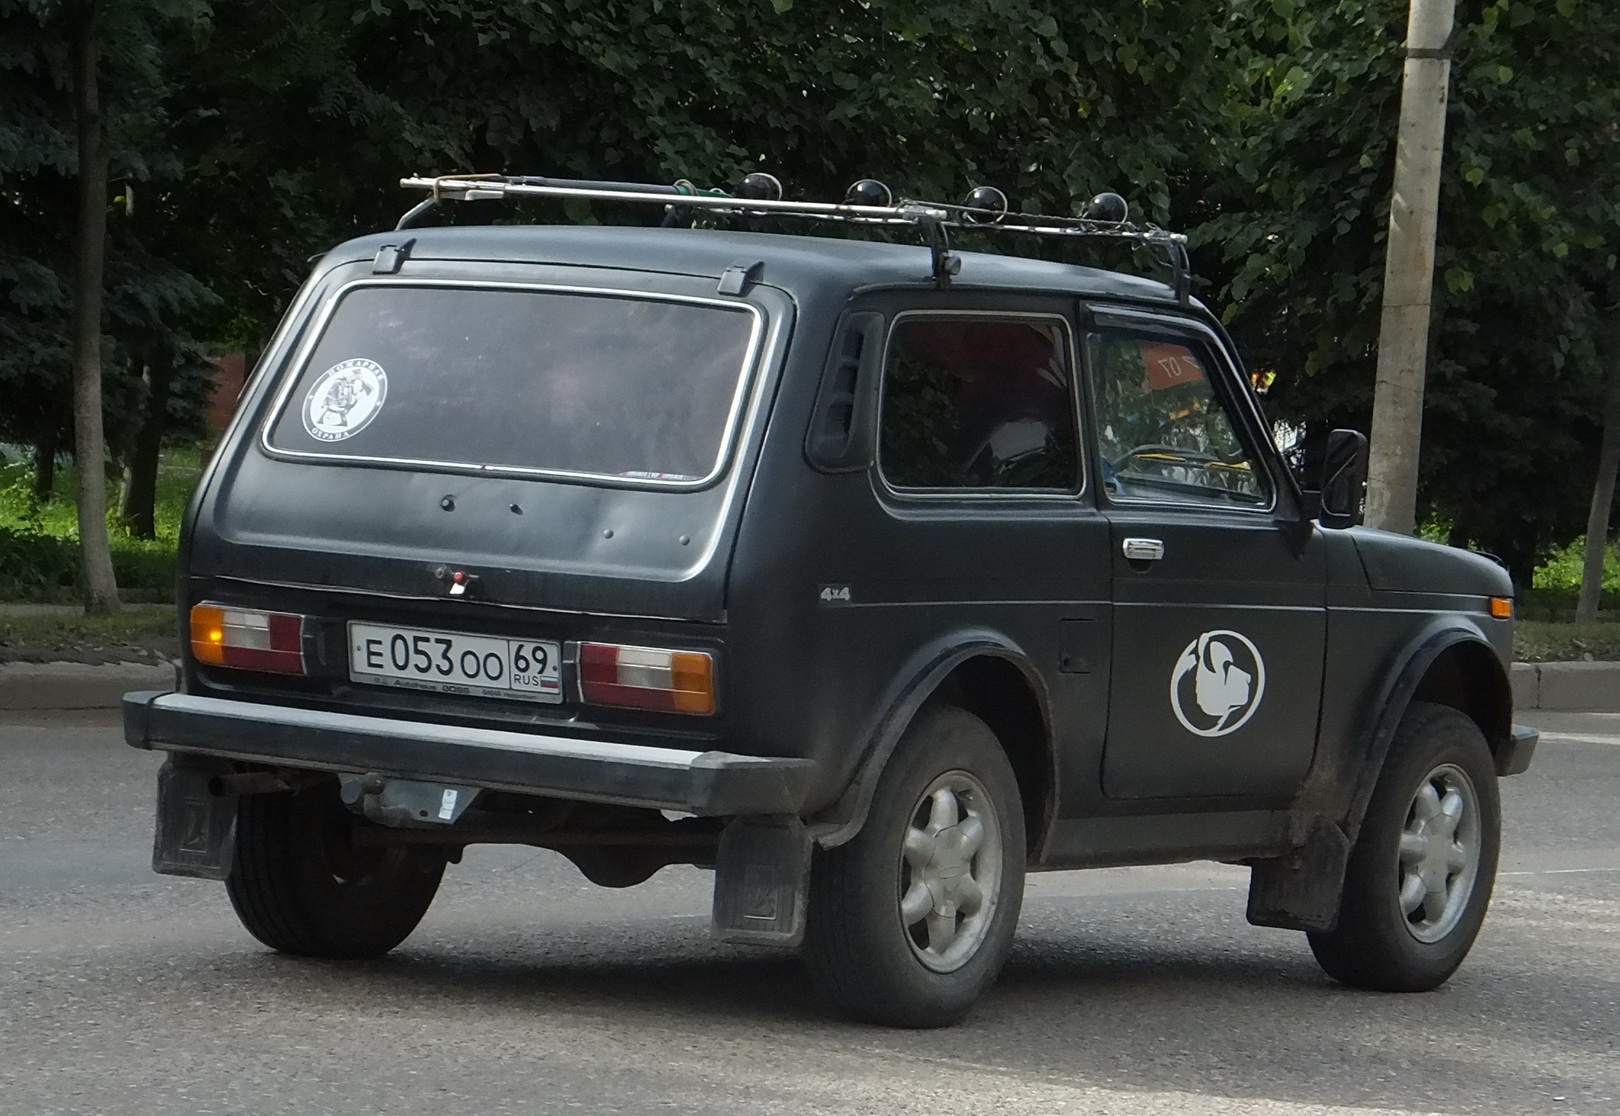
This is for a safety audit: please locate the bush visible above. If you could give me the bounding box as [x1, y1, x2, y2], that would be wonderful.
[0, 526, 79, 599]
[0, 447, 196, 601]
[1531, 536, 1620, 604]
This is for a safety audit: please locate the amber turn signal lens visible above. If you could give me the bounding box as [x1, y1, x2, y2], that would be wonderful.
[1489, 597, 1513, 620]
[669, 651, 716, 715]
[579, 642, 716, 716]
[189, 602, 306, 674]
[190, 605, 226, 665]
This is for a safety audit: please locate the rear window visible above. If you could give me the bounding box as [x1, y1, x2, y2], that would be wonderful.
[264, 283, 761, 484]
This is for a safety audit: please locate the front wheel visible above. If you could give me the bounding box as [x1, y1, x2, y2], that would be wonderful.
[226, 783, 446, 960]
[805, 705, 1026, 1028]
[1308, 702, 1501, 991]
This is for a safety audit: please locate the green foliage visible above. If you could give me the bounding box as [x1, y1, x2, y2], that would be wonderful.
[1532, 536, 1620, 593]
[0, 448, 199, 599]
[0, 0, 221, 463]
[164, 1, 1244, 278]
[1, 0, 1618, 600]
[0, 525, 77, 598]
[1199, 0, 1620, 581]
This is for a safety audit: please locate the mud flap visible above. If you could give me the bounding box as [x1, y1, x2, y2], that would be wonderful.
[153, 755, 237, 880]
[711, 815, 811, 947]
[1245, 822, 1351, 932]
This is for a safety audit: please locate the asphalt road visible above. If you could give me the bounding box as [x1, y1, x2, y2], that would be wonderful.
[2, 710, 1616, 1116]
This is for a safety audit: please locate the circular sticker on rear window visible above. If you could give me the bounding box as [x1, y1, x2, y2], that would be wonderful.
[302, 358, 388, 442]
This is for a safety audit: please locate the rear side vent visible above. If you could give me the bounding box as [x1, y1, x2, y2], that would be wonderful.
[805, 310, 885, 472]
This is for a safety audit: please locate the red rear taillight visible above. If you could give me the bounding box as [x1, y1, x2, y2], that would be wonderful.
[579, 642, 715, 715]
[190, 603, 306, 675]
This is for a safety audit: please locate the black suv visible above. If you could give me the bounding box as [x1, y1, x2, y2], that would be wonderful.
[125, 174, 1537, 1028]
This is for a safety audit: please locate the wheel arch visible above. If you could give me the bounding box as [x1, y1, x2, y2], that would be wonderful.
[809, 631, 1057, 858]
[1248, 622, 1512, 934]
[1344, 626, 1511, 844]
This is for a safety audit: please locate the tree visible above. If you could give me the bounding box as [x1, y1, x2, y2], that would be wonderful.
[127, 0, 1250, 367]
[1201, 0, 1620, 582]
[2, 0, 215, 566]
[66, 0, 119, 611]
[1577, 302, 1620, 622]
[8, 0, 1618, 596]
[0, 1, 79, 498]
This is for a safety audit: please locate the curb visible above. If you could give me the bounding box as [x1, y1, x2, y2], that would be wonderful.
[3, 658, 1616, 714]
[1510, 661, 1620, 712]
[0, 661, 178, 712]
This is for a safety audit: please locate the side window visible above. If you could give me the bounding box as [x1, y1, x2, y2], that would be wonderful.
[1090, 328, 1273, 508]
[878, 316, 1079, 491]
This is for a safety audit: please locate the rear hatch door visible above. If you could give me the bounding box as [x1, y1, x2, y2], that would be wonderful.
[192, 253, 792, 625]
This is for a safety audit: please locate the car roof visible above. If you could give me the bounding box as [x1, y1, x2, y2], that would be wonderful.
[331, 223, 1185, 306]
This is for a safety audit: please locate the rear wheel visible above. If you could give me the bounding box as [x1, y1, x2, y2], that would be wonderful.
[226, 783, 445, 959]
[1308, 702, 1500, 991]
[805, 705, 1026, 1028]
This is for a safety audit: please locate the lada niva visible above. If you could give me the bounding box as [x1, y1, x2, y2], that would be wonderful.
[124, 173, 1537, 1027]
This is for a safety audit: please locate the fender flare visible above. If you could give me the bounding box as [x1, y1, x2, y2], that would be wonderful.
[808, 628, 1055, 850]
[1337, 622, 1510, 846]
[1247, 620, 1510, 932]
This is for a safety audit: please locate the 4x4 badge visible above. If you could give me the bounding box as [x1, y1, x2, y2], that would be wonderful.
[1170, 630, 1266, 737]
[303, 358, 388, 442]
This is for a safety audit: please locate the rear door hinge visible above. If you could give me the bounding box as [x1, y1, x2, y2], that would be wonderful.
[717, 259, 765, 296]
[373, 238, 416, 274]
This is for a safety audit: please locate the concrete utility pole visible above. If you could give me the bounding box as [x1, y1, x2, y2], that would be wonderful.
[1364, 0, 1457, 535]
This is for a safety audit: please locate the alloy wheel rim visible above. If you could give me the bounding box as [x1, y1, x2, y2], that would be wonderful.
[1395, 763, 1481, 943]
[897, 770, 1003, 973]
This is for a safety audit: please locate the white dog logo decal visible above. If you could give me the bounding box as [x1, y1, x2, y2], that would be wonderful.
[1170, 630, 1266, 737]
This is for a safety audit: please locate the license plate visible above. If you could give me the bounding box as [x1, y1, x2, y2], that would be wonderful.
[348, 622, 563, 703]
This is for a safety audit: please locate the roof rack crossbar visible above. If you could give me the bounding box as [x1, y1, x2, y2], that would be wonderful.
[396, 174, 1193, 297]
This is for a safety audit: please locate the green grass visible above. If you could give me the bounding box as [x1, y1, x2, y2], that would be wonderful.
[0, 446, 203, 601]
[0, 603, 179, 650]
[1528, 535, 1620, 612]
[1513, 620, 1620, 663]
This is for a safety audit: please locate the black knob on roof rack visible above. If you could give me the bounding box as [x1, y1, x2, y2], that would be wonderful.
[961, 186, 1009, 224]
[735, 172, 783, 201]
[1082, 192, 1130, 224]
[844, 179, 893, 207]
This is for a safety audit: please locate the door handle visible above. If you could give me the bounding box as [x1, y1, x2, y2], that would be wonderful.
[1122, 537, 1165, 562]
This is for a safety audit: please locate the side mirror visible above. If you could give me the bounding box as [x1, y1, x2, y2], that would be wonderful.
[1317, 428, 1368, 530]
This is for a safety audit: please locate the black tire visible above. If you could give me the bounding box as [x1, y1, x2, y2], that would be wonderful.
[806, 705, 1026, 1028]
[225, 783, 446, 960]
[1308, 701, 1501, 992]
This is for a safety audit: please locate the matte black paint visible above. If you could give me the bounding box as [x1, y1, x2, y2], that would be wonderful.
[151, 222, 1527, 877]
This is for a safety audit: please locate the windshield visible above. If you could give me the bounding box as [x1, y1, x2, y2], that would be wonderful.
[264, 283, 761, 484]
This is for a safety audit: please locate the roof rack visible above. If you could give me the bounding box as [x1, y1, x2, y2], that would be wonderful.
[396, 172, 1193, 300]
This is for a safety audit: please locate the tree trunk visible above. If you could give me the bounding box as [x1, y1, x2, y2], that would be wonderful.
[119, 346, 174, 540]
[32, 430, 59, 503]
[68, 0, 120, 613]
[1575, 305, 1620, 624]
[1365, 0, 1457, 535]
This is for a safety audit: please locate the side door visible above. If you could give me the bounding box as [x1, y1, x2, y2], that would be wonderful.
[1084, 309, 1327, 800]
[857, 301, 1115, 810]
